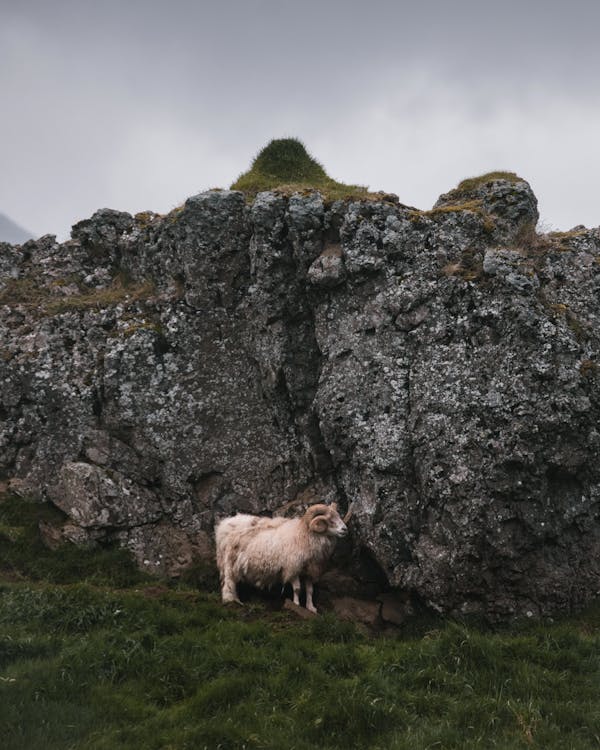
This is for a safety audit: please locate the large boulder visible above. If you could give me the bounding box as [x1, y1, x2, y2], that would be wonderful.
[1, 182, 600, 619]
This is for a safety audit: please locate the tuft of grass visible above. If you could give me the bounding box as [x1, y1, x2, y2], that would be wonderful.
[509, 221, 562, 256]
[442, 246, 485, 282]
[45, 277, 155, 316]
[421, 198, 485, 215]
[237, 138, 331, 185]
[231, 137, 373, 202]
[454, 171, 525, 194]
[0, 277, 43, 306]
[0, 275, 155, 317]
[548, 229, 589, 239]
[580, 359, 599, 379]
[413, 200, 496, 232]
[438, 171, 527, 208]
[543, 302, 589, 342]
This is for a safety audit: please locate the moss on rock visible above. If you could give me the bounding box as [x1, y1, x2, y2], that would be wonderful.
[231, 137, 371, 201]
[455, 171, 525, 193]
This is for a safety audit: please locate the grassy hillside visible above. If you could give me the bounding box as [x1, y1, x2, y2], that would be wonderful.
[2, 493, 600, 749]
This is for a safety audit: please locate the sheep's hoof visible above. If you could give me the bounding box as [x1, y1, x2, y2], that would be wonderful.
[284, 600, 318, 619]
[222, 595, 243, 606]
[307, 604, 318, 614]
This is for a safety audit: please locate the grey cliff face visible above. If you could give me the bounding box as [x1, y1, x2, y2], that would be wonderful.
[1, 176, 600, 619]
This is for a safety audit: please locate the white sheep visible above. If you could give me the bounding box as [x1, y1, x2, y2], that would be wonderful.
[215, 503, 350, 613]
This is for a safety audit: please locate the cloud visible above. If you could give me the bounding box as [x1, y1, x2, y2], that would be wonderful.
[297, 70, 600, 229]
[1, 1, 599, 238]
[105, 117, 242, 216]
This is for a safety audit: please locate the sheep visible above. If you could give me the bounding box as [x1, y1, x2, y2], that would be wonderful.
[215, 502, 351, 613]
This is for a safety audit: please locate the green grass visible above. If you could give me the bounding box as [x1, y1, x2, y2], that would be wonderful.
[454, 171, 525, 194]
[0, 275, 155, 317]
[438, 171, 527, 206]
[231, 137, 374, 201]
[0, 495, 149, 588]
[1, 494, 600, 749]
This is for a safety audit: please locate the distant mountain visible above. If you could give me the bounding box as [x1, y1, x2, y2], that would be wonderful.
[0, 213, 34, 244]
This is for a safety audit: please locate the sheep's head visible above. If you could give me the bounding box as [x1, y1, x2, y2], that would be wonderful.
[304, 503, 348, 537]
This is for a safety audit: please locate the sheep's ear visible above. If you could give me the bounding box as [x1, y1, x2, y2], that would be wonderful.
[331, 502, 338, 512]
[309, 516, 328, 534]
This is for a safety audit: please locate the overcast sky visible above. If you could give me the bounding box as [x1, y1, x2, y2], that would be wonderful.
[1, 0, 599, 240]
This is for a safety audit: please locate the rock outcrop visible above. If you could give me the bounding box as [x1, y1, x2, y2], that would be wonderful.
[2, 175, 600, 619]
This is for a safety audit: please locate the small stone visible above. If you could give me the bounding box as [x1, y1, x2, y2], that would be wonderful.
[377, 592, 413, 625]
[283, 599, 318, 619]
[330, 597, 381, 627]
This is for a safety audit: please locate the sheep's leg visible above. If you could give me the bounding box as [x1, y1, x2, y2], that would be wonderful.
[220, 561, 243, 605]
[305, 578, 317, 614]
[291, 576, 302, 607]
[221, 580, 243, 606]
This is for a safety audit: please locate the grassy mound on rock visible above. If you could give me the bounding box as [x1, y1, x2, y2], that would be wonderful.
[440, 171, 526, 205]
[455, 171, 525, 192]
[231, 137, 371, 201]
[2, 493, 600, 749]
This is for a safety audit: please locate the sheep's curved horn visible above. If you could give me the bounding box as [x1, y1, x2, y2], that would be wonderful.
[343, 503, 355, 524]
[309, 514, 329, 534]
[304, 504, 330, 534]
[305, 503, 328, 519]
